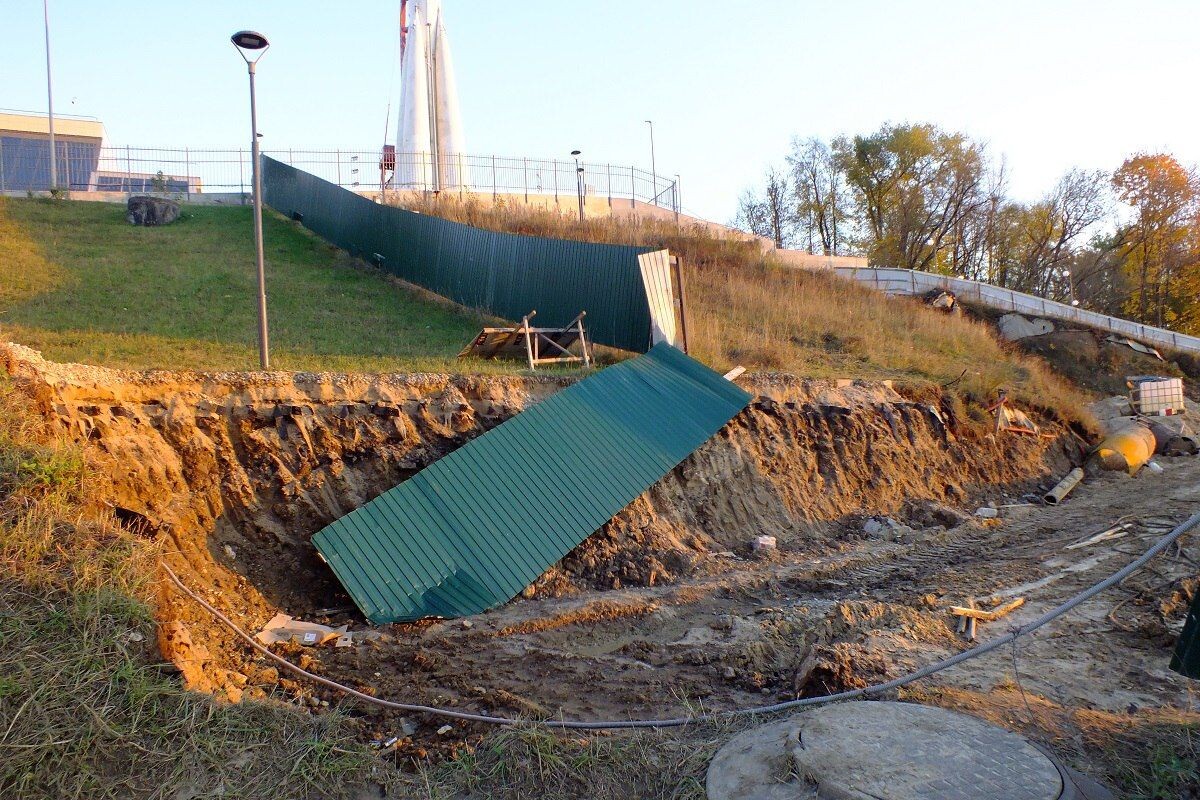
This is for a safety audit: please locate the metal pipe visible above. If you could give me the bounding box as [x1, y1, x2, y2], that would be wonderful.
[1043, 467, 1084, 506]
[1094, 425, 1157, 474]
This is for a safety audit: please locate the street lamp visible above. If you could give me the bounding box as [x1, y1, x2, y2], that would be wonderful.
[43, 0, 57, 192]
[571, 150, 584, 223]
[231, 30, 271, 370]
[644, 120, 658, 207]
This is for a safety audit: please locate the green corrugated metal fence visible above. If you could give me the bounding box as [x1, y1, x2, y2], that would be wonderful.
[1171, 588, 1200, 679]
[312, 344, 751, 623]
[262, 157, 657, 353]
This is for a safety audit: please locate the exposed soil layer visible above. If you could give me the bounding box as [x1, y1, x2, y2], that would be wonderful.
[3, 342, 1087, 748]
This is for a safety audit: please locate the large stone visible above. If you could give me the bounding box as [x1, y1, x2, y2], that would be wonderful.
[126, 195, 181, 226]
[998, 313, 1055, 341]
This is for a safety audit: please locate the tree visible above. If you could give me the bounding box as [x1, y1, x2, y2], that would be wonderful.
[787, 137, 848, 256]
[734, 167, 792, 248]
[833, 123, 989, 270]
[1112, 153, 1198, 326]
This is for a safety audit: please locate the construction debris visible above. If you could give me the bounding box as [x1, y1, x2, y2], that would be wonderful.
[751, 535, 777, 554]
[1044, 467, 1085, 506]
[1065, 522, 1133, 550]
[951, 597, 1025, 622]
[1128, 376, 1185, 416]
[1094, 424, 1158, 474]
[254, 613, 382, 648]
[459, 310, 592, 371]
[1106, 336, 1164, 360]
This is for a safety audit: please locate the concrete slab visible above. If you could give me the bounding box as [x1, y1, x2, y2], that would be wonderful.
[707, 702, 1067, 800]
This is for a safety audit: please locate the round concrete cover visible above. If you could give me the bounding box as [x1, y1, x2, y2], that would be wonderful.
[707, 702, 1063, 800]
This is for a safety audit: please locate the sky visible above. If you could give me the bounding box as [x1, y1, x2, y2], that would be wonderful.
[5, 0, 1199, 222]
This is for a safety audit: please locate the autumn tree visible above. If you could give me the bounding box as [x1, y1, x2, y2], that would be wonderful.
[833, 123, 989, 270]
[1112, 153, 1199, 327]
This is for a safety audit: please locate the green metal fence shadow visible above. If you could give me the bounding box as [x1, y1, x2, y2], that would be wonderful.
[262, 157, 656, 353]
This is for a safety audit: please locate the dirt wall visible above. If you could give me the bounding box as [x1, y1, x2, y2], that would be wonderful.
[3, 342, 1073, 698]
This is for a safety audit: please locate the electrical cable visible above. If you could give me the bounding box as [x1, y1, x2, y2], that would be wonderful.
[160, 507, 1200, 730]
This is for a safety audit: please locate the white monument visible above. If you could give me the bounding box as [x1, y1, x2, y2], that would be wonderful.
[396, 0, 465, 190]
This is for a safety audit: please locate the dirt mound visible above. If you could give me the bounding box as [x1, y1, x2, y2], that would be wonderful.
[3, 342, 1072, 710]
[1015, 329, 1188, 396]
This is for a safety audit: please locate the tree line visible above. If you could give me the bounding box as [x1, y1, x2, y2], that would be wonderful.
[736, 123, 1200, 334]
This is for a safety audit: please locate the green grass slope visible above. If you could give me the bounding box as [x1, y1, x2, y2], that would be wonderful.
[0, 198, 502, 373]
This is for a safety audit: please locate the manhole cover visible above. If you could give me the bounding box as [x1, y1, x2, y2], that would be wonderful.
[707, 702, 1094, 800]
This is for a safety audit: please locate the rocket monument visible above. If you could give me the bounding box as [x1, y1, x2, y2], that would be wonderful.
[396, 0, 466, 190]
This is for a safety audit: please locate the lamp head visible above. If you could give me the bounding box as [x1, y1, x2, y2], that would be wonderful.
[231, 30, 269, 50]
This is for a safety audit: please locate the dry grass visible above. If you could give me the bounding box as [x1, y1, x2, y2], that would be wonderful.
[0, 377, 378, 800]
[399, 195, 1091, 420]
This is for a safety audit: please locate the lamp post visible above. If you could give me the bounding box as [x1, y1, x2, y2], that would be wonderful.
[571, 149, 584, 223]
[231, 30, 271, 370]
[644, 119, 658, 206]
[43, 0, 57, 192]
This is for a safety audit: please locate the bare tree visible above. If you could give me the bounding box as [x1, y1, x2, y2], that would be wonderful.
[787, 137, 847, 255]
[734, 167, 792, 248]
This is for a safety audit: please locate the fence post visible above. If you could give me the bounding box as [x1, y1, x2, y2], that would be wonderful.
[630, 165, 636, 208]
[492, 154, 497, 199]
[184, 147, 190, 198]
[523, 157, 528, 203]
[238, 147, 246, 200]
[0, 138, 5, 192]
[336, 149, 342, 186]
[553, 160, 558, 202]
[606, 163, 612, 208]
[125, 145, 132, 198]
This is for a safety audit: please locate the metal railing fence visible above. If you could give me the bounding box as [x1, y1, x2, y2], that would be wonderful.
[0, 143, 679, 211]
[835, 266, 1200, 356]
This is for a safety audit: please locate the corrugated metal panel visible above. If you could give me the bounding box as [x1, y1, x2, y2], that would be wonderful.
[262, 157, 657, 353]
[638, 250, 678, 346]
[312, 344, 751, 623]
[1171, 588, 1200, 679]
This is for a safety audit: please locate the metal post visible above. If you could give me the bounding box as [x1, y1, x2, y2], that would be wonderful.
[630, 165, 636, 208]
[673, 174, 680, 224]
[247, 61, 270, 370]
[645, 120, 658, 207]
[43, 0, 57, 192]
[523, 157, 528, 203]
[553, 160, 558, 202]
[184, 147, 191, 196]
[238, 147, 246, 199]
[575, 159, 585, 223]
[336, 148, 342, 186]
[0, 138, 5, 192]
[491, 154, 497, 199]
[125, 145, 132, 197]
[606, 163, 612, 208]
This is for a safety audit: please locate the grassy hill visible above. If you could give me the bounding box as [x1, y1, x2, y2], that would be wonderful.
[1, 195, 1086, 419]
[0, 198, 503, 374]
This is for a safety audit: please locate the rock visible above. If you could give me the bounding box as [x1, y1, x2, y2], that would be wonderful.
[400, 718, 417, 736]
[975, 507, 999, 519]
[461, 619, 474, 629]
[723, 666, 737, 680]
[126, 195, 181, 226]
[437, 724, 453, 736]
[863, 518, 886, 537]
[997, 313, 1055, 341]
[223, 544, 237, 560]
[751, 535, 777, 553]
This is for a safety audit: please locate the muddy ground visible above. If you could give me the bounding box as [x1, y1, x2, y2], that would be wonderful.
[4, 341, 1197, 786]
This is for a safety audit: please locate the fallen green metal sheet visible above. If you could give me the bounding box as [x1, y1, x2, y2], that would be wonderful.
[312, 344, 751, 623]
[1171, 585, 1200, 679]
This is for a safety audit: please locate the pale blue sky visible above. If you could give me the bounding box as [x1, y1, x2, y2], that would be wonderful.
[4, 1, 1198, 221]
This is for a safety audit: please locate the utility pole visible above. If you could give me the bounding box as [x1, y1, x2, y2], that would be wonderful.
[43, 0, 57, 191]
